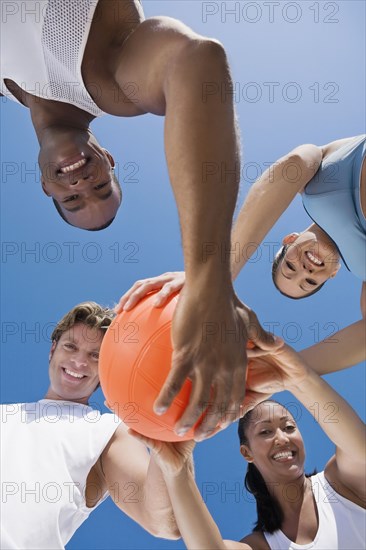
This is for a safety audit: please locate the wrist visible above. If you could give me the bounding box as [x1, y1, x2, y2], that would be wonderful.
[184, 265, 233, 291]
[286, 366, 317, 394]
[162, 463, 192, 484]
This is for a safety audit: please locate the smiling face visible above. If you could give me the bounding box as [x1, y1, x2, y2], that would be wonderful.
[47, 323, 104, 404]
[240, 402, 305, 483]
[274, 230, 341, 298]
[39, 128, 121, 230]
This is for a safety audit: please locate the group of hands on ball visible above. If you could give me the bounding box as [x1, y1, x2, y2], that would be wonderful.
[115, 272, 311, 469]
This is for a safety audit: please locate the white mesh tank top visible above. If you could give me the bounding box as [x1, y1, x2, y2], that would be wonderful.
[0, 0, 104, 116]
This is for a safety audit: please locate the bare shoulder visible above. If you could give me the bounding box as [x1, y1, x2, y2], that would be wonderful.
[240, 531, 270, 550]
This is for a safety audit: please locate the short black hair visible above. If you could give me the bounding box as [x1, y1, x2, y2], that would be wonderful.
[52, 170, 122, 231]
[272, 245, 325, 300]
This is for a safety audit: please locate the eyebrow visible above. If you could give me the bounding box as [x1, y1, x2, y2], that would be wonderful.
[255, 415, 292, 425]
[62, 189, 113, 213]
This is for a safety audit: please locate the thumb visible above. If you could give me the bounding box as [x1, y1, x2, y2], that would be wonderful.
[248, 319, 283, 351]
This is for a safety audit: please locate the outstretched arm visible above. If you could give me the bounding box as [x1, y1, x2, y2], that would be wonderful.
[113, 17, 279, 440]
[299, 282, 366, 374]
[98, 423, 180, 539]
[127, 433, 252, 550]
[246, 346, 366, 505]
[230, 144, 322, 279]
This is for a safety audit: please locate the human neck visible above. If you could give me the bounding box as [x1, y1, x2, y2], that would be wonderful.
[267, 474, 310, 516]
[27, 94, 94, 144]
[305, 223, 337, 250]
[44, 386, 90, 405]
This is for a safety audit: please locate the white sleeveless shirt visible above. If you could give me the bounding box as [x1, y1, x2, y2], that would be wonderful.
[263, 471, 366, 549]
[0, 400, 121, 549]
[0, 0, 104, 116]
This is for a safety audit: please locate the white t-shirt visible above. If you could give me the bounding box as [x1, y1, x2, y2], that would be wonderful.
[263, 471, 366, 549]
[0, 400, 121, 549]
[0, 0, 104, 116]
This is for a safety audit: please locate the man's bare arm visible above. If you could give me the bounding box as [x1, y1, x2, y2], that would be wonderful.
[99, 423, 180, 539]
[112, 17, 278, 439]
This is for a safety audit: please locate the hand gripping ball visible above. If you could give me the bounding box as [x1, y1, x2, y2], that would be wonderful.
[99, 291, 198, 441]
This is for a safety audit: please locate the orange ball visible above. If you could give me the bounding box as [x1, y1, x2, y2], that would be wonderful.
[99, 291, 198, 441]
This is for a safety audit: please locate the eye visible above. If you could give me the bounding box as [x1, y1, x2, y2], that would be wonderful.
[306, 278, 317, 286]
[63, 195, 79, 203]
[91, 352, 99, 360]
[286, 261, 295, 271]
[285, 425, 296, 432]
[259, 429, 271, 436]
[94, 182, 109, 191]
[64, 342, 76, 350]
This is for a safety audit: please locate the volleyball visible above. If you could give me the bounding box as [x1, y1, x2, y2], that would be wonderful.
[99, 291, 199, 441]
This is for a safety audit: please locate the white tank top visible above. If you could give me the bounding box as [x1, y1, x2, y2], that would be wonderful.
[0, 400, 121, 549]
[0, 0, 104, 116]
[263, 471, 366, 549]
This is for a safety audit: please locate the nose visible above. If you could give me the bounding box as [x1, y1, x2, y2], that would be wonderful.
[274, 428, 290, 446]
[71, 353, 88, 369]
[303, 263, 313, 273]
[69, 176, 89, 187]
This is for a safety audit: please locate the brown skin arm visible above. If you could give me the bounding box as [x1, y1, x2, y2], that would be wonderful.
[106, 17, 279, 439]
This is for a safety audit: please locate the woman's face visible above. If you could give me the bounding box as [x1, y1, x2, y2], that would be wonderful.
[240, 402, 305, 483]
[274, 231, 341, 298]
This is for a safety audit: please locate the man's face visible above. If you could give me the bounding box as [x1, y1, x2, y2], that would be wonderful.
[48, 323, 104, 403]
[275, 231, 341, 298]
[39, 129, 121, 229]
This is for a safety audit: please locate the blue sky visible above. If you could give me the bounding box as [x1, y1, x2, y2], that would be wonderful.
[1, 1, 365, 548]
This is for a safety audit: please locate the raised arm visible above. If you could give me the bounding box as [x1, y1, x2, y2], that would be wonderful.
[246, 346, 366, 505]
[127, 433, 252, 550]
[113, 17, 279, 440]
[230, 144, 322, 279]
[96, 423, 180, 539]
[299, 282, 366, 374]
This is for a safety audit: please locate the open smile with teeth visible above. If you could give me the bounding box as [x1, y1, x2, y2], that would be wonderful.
[60, 158, 87, 174]
[63, 368, 86, 379]
[272, 450, 295, 461]
[305, 251, 323, 267]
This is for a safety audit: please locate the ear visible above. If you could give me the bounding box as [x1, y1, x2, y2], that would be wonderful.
[282, 233, 299, 245]
[41, 177, 51, 197]
[329, 262, 341, 278]
[103, 149, 115, 169]
[240, 444, 254, 463]
[49, 340, 57, 361]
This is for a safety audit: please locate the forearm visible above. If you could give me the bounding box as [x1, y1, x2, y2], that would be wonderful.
[164, 40, 239, 287]
[231, 144, 322, 279]
[287, 368, 365, 460]
[298, 319, 366, 375]
[143, 455, 181, 539]
[163, 467, 227, 550]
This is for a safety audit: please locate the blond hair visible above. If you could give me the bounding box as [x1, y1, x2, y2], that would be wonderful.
[51, 302, 115, 343]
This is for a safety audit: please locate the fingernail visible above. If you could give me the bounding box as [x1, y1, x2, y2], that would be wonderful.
[195, 431, 213, 441]
[123, 301, 131, 310]
[154, 406, 167, 415]
[176, 427, 188, 437]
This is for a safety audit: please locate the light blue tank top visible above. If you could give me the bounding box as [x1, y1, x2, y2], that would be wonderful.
[302, 135, 366, 280]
